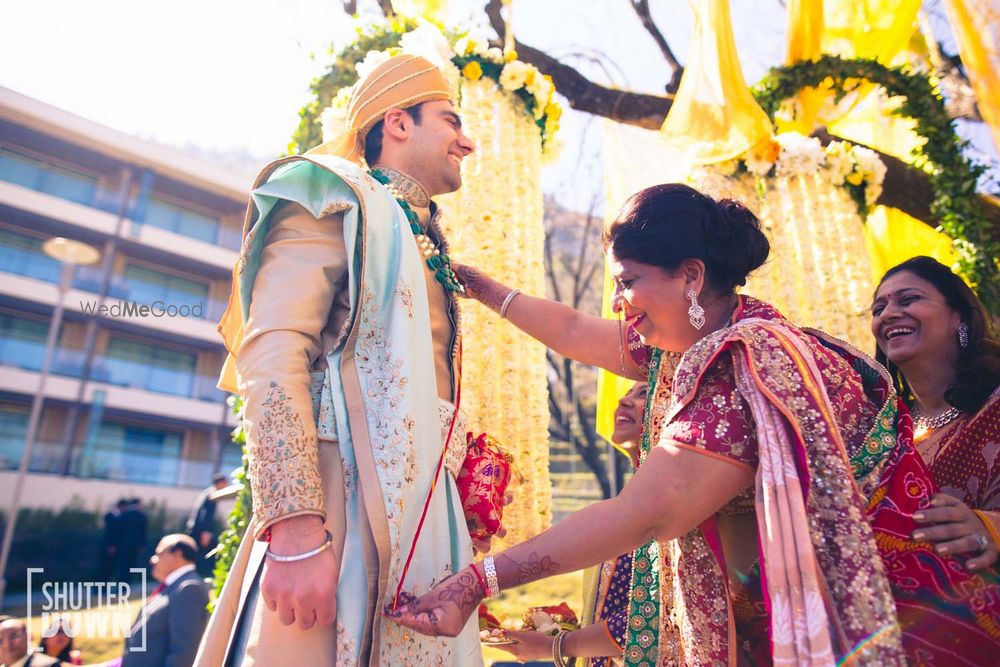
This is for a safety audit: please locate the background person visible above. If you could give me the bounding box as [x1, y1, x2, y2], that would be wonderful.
[871, 255, 1000, 571]
[498, 382, 647, 666]
[38, 619, 80, 665]
[121, 534, 209, 667]
[0, 618, 60, 667]
[185, 473, 229, 576]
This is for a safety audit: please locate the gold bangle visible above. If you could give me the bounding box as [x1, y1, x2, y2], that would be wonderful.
[552, 629, 569, 667]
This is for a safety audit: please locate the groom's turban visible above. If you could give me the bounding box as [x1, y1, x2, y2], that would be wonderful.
[312, 54, 452, 163]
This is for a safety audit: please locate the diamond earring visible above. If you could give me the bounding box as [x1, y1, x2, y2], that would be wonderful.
[686, 289, 706, 330]
[957, 323, 969, 348]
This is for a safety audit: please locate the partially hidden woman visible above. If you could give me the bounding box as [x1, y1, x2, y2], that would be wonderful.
[387, 184, 1000, 665]
[872, 256, 1000, 573]
[498, 382, 648, 666]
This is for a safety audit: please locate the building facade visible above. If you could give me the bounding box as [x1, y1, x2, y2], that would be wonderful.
[0, 86, 255, 516]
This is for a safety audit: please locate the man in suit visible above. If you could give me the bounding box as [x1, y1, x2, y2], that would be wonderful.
[115, 499, 148, 583]
[121, 534, 209, 667]
[185, 473, 228, 576]
[0, 618, 60, 667]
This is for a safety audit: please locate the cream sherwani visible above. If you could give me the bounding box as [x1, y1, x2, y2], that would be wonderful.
[195, 158, 482, 667]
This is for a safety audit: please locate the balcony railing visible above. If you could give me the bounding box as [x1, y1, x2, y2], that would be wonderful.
[0, 338, 223, 402]
[90, 354, 223, 402]
[0, 439, 222, 488]
[0, 338, 86, 378]
[0, 252, 227, 322]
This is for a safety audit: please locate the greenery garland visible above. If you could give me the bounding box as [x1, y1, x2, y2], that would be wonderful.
[752, 54, 997, 314]
[210, 396, 251, 607]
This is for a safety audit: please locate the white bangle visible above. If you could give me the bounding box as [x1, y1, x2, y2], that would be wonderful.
[265, 530, 333, 563]
[499, 289, 521, 319]
[482, 555, 501, 598]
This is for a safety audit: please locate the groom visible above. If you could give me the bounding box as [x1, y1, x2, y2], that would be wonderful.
[196, 54, 486, 666]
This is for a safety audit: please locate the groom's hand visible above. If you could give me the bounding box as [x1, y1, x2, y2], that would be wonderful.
[262, 515, 339, 630]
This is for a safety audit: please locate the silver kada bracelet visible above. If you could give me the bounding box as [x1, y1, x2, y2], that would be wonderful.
[499, 289, 521, 319]
[265, 530, 333, 562]
[482, 555, 501, 598]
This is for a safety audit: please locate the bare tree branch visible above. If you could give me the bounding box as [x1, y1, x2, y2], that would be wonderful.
[374, 0, 394, 16]
[342, 0, 358, 14]
[485, 0, 674, 128]
[627, 0, 684, 90]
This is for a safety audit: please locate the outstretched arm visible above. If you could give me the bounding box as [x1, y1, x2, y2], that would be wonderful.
[386, 441, 753, 636]
[457, 265, 645, 379]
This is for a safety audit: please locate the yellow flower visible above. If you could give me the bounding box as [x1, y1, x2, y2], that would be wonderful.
[846, 171, 864, 186]
[504, 49, 518, 62]
[544, 101, 562, 122]
[462, 61, 483, 81]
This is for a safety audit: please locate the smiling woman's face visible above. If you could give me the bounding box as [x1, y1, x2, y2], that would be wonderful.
[871, 270, 962, 368]
[612, 382, 648, 453]
[608, 251, 690, 351]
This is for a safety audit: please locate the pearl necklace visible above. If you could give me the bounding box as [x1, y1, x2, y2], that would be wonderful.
[369, 168, 465, 294]
[911, 405, 962, 432]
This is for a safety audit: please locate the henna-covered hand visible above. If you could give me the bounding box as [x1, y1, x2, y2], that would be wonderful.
[498, 549, 559, 587]
[452, 263, 512, 313]
[384, 567, 484, 637]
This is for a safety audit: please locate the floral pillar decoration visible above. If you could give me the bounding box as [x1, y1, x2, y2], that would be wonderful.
[438, 42, 557, 547]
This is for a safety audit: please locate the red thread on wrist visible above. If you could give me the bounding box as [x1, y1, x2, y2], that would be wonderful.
[470, 563, 489, 598]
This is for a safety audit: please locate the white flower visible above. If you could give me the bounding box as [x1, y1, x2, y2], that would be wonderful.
[527, 69, 553, 102]
[744, 154, 774, 177]
[499, 61, 530, 91]
[355, 50, 391, 80]
[823, 141, 853, 185]
[775, 132, 825, 178]
[454, 30, 491, 57]
[320, 87, 354, 142]
[399, 24, 455, 69]
[485, 47, 504, 63]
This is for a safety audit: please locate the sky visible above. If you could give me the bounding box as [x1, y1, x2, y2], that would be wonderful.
[2, 1, 993, 209]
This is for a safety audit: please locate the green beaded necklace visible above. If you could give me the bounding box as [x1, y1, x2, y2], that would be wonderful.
[369, 169, 465, 294]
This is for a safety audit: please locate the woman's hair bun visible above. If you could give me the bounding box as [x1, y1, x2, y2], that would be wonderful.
[702, 197, 770, 290]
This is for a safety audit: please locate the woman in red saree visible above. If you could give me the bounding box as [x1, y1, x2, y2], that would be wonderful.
[386, 184, 999, 665]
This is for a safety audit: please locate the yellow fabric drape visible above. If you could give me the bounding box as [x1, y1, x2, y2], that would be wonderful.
[942, 0, 1000, 151]
[863, 206, 958, 284]
[781, 0, 922, 135]
[659, 0, 774, 163]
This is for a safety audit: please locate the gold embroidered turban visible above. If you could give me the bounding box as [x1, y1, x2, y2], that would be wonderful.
[311, 53, 452, 163]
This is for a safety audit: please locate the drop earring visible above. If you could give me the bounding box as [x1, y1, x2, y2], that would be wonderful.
[687, 289, 705, 330]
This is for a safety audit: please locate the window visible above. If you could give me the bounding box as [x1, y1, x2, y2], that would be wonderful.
[120, 263, 209, 314]
[0, 405, 29, 470]
[0, 228, 60, 283]
[103, 336, 197, 397]
[0, 312, 48, 372]
[144, 196, 219, 244]
[0, 148, 98, 206]
[81, 420, 182, 485]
